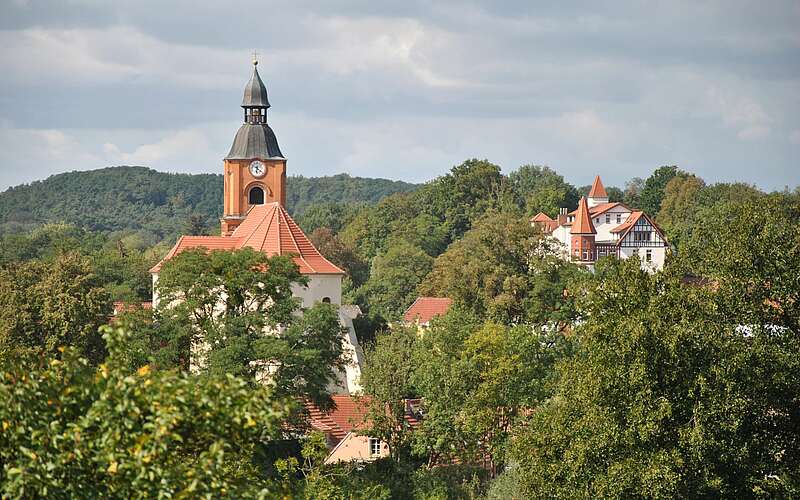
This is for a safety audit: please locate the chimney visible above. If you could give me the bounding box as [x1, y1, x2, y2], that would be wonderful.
[557, 207, 568, 226]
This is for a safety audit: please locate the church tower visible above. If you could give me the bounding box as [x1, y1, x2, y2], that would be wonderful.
[221, 57, 287, 236]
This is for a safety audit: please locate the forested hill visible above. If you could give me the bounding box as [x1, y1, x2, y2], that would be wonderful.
[0, 166, 417, 241]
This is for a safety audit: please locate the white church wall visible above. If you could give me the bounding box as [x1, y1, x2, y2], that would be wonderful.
[292, 275, 343, 307]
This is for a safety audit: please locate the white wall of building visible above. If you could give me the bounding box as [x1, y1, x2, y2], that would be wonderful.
[591, 206, 631, 242]
[292, 275, 343, 307]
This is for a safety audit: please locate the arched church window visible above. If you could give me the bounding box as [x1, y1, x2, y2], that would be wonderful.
[249, 186, 265, 205]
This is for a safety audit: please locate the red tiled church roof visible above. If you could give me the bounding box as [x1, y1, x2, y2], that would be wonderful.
[150, 202, 344, 275]
[570, 197, 596, 235]
[403, 297, 453, 324]
[588, 175, 608, 198]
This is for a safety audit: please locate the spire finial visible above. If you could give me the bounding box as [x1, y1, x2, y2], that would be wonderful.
[252, 50, 259, 66]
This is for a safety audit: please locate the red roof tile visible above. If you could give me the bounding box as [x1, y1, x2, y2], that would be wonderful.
[306, 395, 421, 439]
[403, 297, 453, 324]
[568, 201, 627, 217]
[570, 197, 596, 235]
[530, 212, 554, 223]
[610, 211, 643, 234]
[588, 175, 608, 198]
[150, 203, 344, 275]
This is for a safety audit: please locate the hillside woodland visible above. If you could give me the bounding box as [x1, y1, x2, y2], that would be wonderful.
[1, 160, 798, 498]
[0, 166, 416, 245]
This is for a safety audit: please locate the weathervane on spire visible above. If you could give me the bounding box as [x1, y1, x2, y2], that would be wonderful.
[252, 50, 259, 66]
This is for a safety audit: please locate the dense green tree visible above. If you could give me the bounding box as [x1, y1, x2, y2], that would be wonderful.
[0, 252, 111, 365]
[296, 201, 365, 234]
[420, 211, 583, 325]
[352, 241, 434, 320]
[510, 165, 580, 217]
[359, 326, 418, 463]
[639, 165, 681, 215]
[623, 176, 645, 207]
[512, 198, 800, 498]
[655, 173, 705, 245]
[0, 325, 291, 497]
[309, 227, 369, 288]
[339, 192, 421, 260]
[155, 248, 345, 409]
[286, 173, 417, 216]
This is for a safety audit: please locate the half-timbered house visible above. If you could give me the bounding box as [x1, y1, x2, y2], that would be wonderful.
[531, 175, 670, 271]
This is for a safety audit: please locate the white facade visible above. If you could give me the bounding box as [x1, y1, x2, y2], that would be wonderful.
[539, 197, 670, 272]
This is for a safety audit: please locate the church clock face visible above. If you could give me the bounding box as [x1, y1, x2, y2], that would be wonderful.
[249, 160, 266, 178]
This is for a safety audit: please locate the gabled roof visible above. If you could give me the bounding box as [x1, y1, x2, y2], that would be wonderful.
[530, 212, 554, 223]
[570, 197, 596, 235]
[568, 201, 628, 218]
[611, 211, 644, 234]
[306, 395, 421, 441]
[610, 211, 668, 245]
[403, 297, 453, 324]
[588, 175, 608, 198]
[150, 203, 344, 275]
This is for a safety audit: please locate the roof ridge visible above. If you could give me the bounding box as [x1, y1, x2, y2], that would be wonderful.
[278, 204, 316, 273]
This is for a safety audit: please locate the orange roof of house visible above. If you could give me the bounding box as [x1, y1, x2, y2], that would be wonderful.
[530, 212, 554, 223]
[568, 201, 626, 217]
[149, 203, 344, 275]
[610, 211, 643, 234]
[403, 297, 453, 324]
[570, 197, 596, 235]
[610, 211, 668, 245]
[588, 175, 608, 198]
[306, 395, 420, 440]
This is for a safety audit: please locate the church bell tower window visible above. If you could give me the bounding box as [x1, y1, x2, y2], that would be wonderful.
[249, 187, 265, 205]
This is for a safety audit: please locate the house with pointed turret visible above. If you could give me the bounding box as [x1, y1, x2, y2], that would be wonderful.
[531, 175, 670, 271]
[150, 58, 363, 394]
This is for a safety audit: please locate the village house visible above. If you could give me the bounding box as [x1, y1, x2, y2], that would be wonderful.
[402, 297, 453, 330]
[149, 58, 364, 394]
[531, 175, 670, 271]
[305, 395, 421, 464]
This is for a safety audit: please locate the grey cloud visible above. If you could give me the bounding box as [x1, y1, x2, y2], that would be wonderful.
[0, 0, 798, 191]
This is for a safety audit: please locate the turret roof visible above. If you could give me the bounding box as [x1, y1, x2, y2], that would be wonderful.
[588, 175, 608, 199]
[242, 64, 270, 108]
[571, 197, 597, 235]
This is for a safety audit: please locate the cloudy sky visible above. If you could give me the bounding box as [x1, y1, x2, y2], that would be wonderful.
[0, 0, 798, 191]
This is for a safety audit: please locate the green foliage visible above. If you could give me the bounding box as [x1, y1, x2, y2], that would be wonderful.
[411, 311, 571, 471]
[0, 325, 291, 498]
[296, 201, 367, 234]
[0, 252, 111, 365]
[421, 211, 584, 325]
[655, 173, 705, 245]
[512, 242, 800, 498]
[510, 165, 575, 216]
[309, 227, 369, 288]
[639, 165, 681, 215]
[359, 327, 419, 463]
[623, 176, 645, 207]
[156, 248, 344, 409]
[286, 173, 417, 216]
[354, 241, 434, 320]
